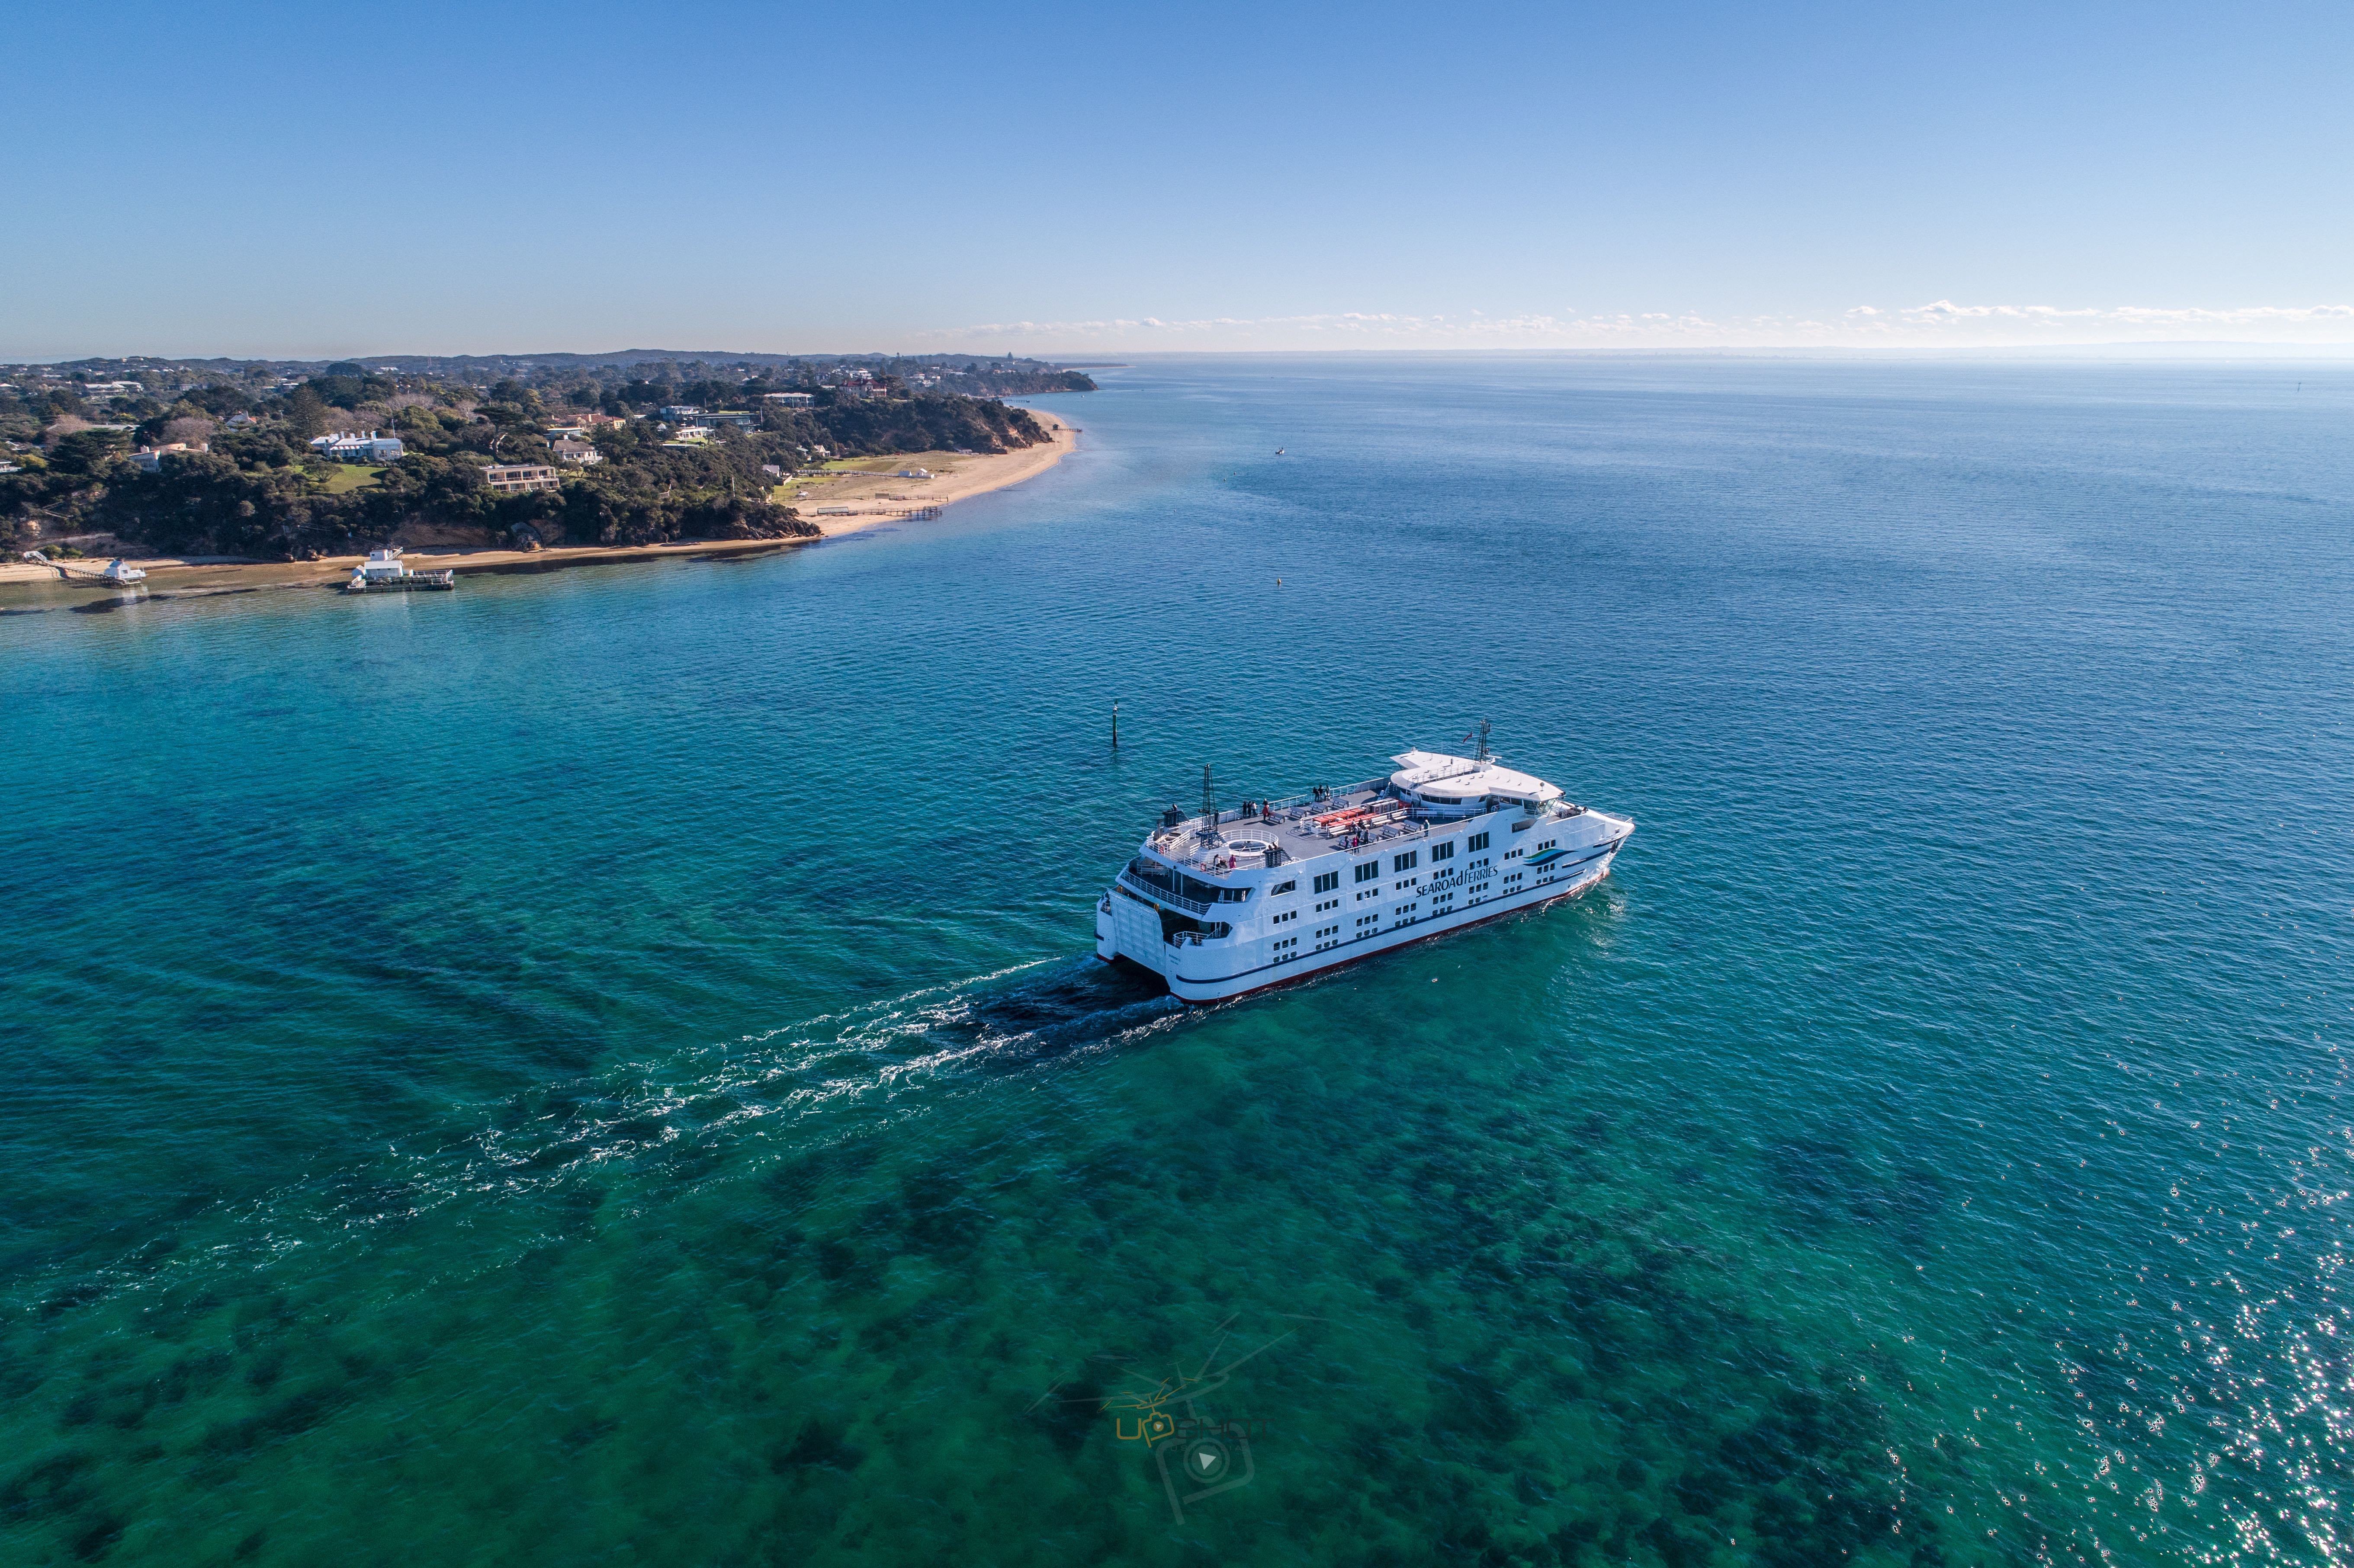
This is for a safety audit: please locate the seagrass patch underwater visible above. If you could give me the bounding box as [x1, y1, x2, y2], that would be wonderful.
[2, 356, 2351, 1566]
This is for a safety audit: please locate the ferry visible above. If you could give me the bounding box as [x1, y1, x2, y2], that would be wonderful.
[1097, 732, 1633, 1003]
[343, 548, 456, 593]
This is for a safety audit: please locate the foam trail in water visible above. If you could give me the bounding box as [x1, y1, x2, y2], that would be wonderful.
[15, 954, 1184, 1317]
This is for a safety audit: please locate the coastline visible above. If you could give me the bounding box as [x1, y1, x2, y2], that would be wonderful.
[0, 404, 1076, 595]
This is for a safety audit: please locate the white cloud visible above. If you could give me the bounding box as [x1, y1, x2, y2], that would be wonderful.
[914, 301, 2354, 353]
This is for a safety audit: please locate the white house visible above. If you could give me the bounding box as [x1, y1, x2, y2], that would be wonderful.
[482, 464, 560, 494]
[310, 431, 404, 461]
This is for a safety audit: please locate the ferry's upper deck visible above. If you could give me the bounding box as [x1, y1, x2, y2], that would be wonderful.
[1139, 750, 1582, 878]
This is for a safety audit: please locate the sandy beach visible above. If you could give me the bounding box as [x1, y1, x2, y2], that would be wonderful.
[0, 405, 1077, 595]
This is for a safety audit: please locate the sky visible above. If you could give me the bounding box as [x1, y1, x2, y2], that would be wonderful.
[6, 0, 2352, 360]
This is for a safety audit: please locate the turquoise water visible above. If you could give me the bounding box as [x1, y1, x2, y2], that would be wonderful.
[3, 356, 2351, 1566]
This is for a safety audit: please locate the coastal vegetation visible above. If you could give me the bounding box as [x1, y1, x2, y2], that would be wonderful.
[0, 353, 1089, 559]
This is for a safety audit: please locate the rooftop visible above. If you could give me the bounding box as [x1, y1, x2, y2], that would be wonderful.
[1141, 751, 1580, 877]
[1388, 749, 1562, 806]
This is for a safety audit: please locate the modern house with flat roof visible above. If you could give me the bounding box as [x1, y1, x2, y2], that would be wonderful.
[131, 440, 208, 472]
[482, 463, 560, 494]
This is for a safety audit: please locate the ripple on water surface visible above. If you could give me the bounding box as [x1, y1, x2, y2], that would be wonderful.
[1, 357, 2350, 1566]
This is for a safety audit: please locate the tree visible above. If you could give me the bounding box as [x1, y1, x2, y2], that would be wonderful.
[186, 383, 255, 417]
[286, 386, 327, 439]
[48, 427, 129, 475]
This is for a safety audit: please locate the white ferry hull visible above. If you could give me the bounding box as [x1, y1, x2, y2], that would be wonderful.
[1114, 851, 1621, 1003]
[1096, 754, 1631, 1005]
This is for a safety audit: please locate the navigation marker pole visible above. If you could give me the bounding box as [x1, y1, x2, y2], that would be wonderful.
[1112, 702, 1119, 751]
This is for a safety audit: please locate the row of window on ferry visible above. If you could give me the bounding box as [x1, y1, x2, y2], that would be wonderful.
[1297, 829, 1493, 894]
[1258, 829, 1498, 902]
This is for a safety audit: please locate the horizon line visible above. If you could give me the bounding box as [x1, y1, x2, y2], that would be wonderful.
[14, 340, 2354, 368]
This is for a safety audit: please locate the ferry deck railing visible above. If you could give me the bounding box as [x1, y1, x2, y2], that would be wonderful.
[1117, 869, 1214, 915]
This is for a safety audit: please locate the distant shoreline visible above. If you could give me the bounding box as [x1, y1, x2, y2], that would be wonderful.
[0, 406, 1076, 596]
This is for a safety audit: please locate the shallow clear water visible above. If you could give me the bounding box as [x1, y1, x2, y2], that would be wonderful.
[3, 356, 2351, 1566]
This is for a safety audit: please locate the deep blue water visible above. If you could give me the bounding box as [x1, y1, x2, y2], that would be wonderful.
[3, 355, 2351, 1566]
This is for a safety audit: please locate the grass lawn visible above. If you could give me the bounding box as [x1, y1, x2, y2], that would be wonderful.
[313, 464, 383, 494]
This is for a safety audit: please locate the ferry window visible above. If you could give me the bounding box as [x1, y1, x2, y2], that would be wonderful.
[1392, 850, 1419, 873]
[1353, 862, 1379, 885]
[1313, 872, 1339, 894]
[1269, 880, 1297, 896]
[1431, 841, 1454, 862]
[1468, 832, 1490, 852]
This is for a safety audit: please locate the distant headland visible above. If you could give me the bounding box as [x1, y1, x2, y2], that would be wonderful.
[0, 352, 1095, 590]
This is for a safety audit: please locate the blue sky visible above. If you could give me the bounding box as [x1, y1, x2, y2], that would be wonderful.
[8, 0, 2351, 359]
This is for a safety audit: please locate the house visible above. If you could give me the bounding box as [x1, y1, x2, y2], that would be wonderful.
[542, 424, 588, 439]
[310, 430, 404, 461]
[482, 463, 560, 494]
[548, 439, 602, 465]
[225, 413, 258, 427]
[131, 441, 208, 473]
[657, 405, 701, 422]
[703, 410, 757, 429]
[895, 467, 933, 480]
[583, 412, 627, 428]
[662, 425, 713, 447]
[762, 391, 814, 407]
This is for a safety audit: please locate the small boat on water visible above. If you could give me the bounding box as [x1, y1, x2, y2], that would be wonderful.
[344, 548, 455, 593]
